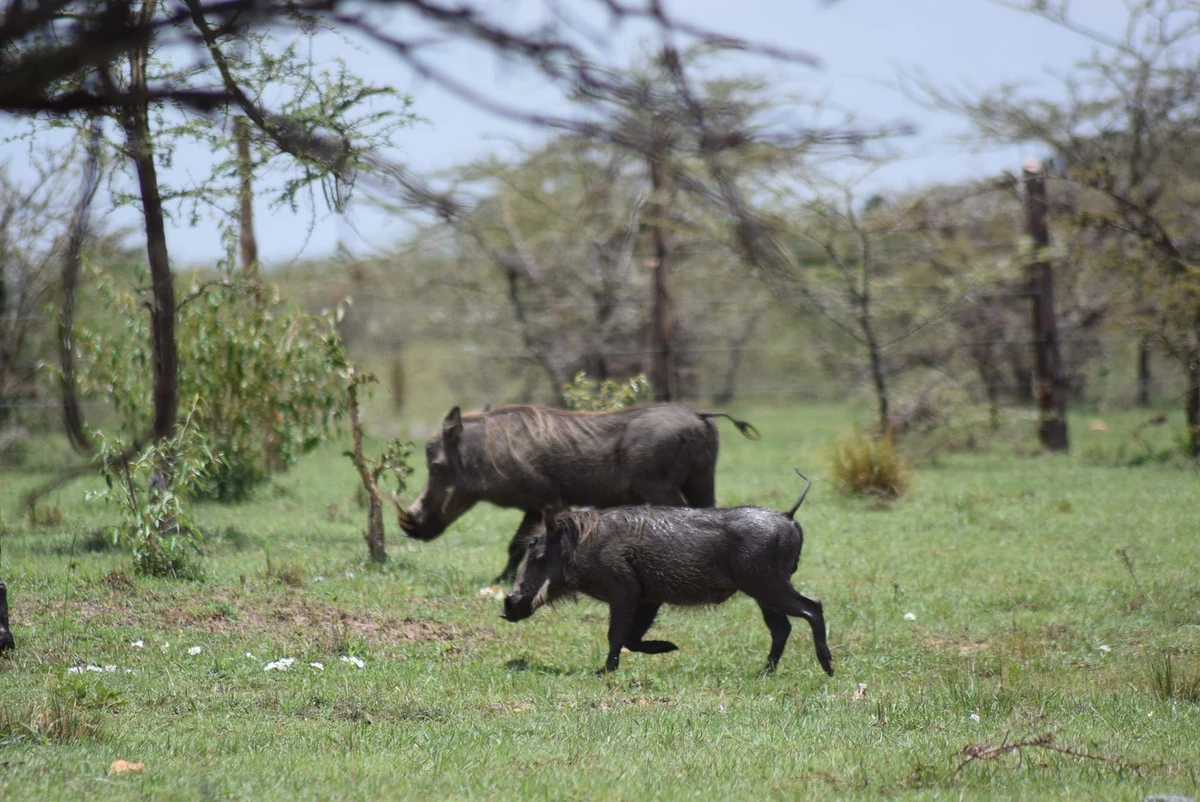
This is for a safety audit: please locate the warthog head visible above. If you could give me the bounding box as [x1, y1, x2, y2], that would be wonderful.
[398, 407, 478, 540]
[502, 508, 570, 622]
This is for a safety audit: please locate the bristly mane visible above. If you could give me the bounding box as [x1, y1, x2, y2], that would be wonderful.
[557, 509, 601, 549]
[461, 405, 643, 466]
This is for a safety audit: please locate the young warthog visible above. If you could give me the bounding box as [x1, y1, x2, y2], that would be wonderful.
[501, 471, 833, 677]
[398, 404, 759, 581]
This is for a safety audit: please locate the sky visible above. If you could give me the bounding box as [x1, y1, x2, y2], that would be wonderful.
[0, 0, 1131, 268]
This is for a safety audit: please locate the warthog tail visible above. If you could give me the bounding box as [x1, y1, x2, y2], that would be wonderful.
[697, 412, 761, 441]
[785, 468, 811, 519]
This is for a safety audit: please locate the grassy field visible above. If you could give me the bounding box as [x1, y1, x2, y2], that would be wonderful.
[1, 402, 1198, 800]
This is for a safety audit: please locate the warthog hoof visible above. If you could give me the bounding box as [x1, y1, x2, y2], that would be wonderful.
[625, 639, 678, 655]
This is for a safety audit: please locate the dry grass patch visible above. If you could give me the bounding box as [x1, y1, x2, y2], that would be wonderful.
[831, 428, 911, 498]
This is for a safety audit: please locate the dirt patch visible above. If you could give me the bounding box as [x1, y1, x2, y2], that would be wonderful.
[163, 597, 465, 646]
[922, 634, 991, 656]
[52, 591, 483, 648]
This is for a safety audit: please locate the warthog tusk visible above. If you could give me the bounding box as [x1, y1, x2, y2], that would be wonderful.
[394, 499, 414, 527]
[531, 579, 551, 611]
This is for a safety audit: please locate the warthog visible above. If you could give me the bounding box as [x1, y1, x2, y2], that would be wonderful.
[398, 404, 759, 581]
[501, 471, 833, 677]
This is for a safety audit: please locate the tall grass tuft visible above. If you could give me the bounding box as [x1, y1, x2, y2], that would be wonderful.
[1149, 653, 1200, 703]
[0, 691, 107, 746]
[831, 428, 911, 499]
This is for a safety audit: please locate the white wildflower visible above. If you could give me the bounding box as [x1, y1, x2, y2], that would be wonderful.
[245, 652, 255, 659]
[188, 645, 203, 656]
[313, 575, 326, 582]
[69, 664, 105, 674]
[345, 570, 356, 579]
[1098, 644, 1111, 653]
[970, 713, 981, 723]
[903, 612, 916, 621]
[340, 655, 365, 669]
[160, 642, 170, 653]
[130, 640, 144, 649]
[264, 657, 296, 672]
[309, 662, 325, 670]
[478, 585, 505, 599]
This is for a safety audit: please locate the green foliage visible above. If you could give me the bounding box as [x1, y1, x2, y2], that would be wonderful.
[831, 428, 911, 498]
[71, 268, 344, 502]
[376, 437, 414, 495]
[561, 371, 650, 412]
[30, 21, 418, 240]
[86, 405, 218, 578]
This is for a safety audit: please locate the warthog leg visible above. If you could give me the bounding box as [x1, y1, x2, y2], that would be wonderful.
[752, 582, 833, 677]
[496, 510, 543, 584]
[599, 597, 639, 674]
[624, 603, 677, 654]
[757, 607, 791, 677]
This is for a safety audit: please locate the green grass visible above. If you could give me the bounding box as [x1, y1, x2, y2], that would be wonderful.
[1, 403, 1198, 800]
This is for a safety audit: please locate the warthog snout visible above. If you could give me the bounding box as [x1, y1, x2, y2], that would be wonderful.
[501, 593, 531, 622]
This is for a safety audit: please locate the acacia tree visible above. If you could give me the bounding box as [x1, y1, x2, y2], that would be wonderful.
[768, 177, 972, 436]
[450, 138, 650, 391]
[14, 5, 411, 488]
[919, 0, 1200, 454]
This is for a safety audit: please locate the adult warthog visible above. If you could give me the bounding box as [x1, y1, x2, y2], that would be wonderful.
[397, 403, 759, 581]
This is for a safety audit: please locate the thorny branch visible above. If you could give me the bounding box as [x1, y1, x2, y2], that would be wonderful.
[955, 730, 1152, 777]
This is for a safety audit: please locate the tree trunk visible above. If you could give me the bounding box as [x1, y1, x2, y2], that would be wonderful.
[122, 0, 177, 445]
[865, 326, 889, 436]
[0, 263, 8, 428]
[713, 312, 761, 405]
[347, 380, 387, 563]
[1023, 160, 1069, 452]
[390, 356, 406, 413]
[648, 152, 676, 402]
[974, 356, 1003, 428]
[57, 120, 103, 453]
[1187, 327, 1200, 458]
[0, 581, 13, 653]
[235, 116, 258, 279]
[1137, 335, 1152, 407]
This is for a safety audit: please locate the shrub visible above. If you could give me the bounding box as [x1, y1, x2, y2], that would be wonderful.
[561, 371, 650, 412]
[831, 428, 911, 499]
[86, 404, 218, 578]
[70, 267, 343, 502]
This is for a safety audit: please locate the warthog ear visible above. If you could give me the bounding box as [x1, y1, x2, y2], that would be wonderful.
[442, 406, 463, 440]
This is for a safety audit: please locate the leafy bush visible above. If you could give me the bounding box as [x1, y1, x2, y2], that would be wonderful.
[831, 428, 911, 499]
[87, 405, 218, 578]
[71, 268, 343, 501]
[561, 371, 650, 412]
